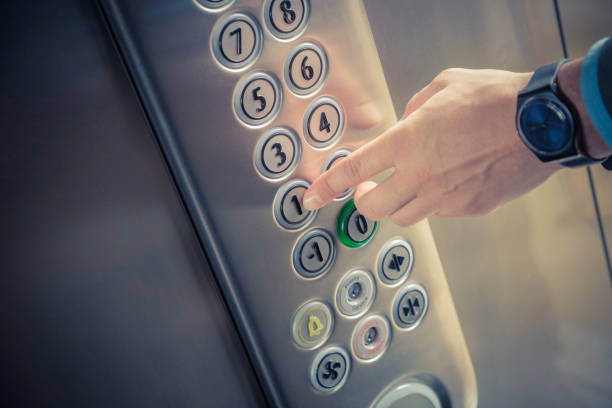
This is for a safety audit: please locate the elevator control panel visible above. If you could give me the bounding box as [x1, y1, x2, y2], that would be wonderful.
[101, 0, 477, 406]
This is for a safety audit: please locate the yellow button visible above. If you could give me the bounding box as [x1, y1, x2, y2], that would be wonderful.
[291, 301, 333, 349]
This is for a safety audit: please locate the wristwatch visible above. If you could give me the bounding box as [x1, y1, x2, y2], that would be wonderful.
[516, 59, 606, 167]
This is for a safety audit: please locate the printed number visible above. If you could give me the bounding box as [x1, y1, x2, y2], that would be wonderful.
[270, 142, 287, 167]
[280, 0, 296, 25]
[355, 214, 368, 235]
[307, 241, 324, 262]
[300, 55, 314, 81]
[290, 194, 303, 216]
[229, 27, 242, 55]
[252, 86, 266, 112]
[319, 111, 331, 133]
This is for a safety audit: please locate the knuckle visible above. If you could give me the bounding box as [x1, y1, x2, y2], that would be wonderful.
[389, 211, 413, 227]
[342, 156, 364, 185]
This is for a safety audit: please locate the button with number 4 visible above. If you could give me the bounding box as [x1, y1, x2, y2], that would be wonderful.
[234, 72, 282, 127]
[337, 199, 378, 248]
[285, 41, 327, 96]
[212, 12, 262, 70]
[273, 179, 316, 230]
[254, 127, 301, 180]
[303, 96, 344, 149]
[293, 228, 335, 278]
[264, 0, 310, 40]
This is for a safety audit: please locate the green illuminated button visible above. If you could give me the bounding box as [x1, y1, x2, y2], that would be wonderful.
[337, 199, 378, 248]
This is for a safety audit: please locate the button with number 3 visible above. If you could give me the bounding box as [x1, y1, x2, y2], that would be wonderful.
[254, 127, 301, 180]
[234, 72, 282, 127]
[285, 41, 327, 96]
[212, 12, 262, 70]
[273, 179, 316, 230]
[303, 96, 344, 149]
[264, 0, 310, 40]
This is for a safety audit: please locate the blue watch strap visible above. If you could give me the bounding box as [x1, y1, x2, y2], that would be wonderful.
[581, 37, 612, 150]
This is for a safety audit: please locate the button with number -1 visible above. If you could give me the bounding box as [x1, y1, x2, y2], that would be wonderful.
[303, 96, 344, 149]
[293, 228, 335, 278]
[212, 12, 262, 70]
[273, 179, 316, 230]
[337, 199, 378, 248]
[234, 72, 282, 127]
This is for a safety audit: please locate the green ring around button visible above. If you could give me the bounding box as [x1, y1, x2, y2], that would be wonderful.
[337, 199, 378, 248]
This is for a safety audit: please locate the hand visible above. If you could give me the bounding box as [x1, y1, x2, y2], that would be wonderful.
[303, 68, 562, 226]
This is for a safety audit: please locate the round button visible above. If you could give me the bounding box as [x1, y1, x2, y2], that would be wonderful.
[254, 127, 301, 180]
[212, 13, 262, 70]
[264, 0, 310, 40]
[285, 42, 327, 96]
[351, 314, 391, 362]
[377, 238, 414, 286]
[372, 382, 442, 408]
[273, 179, 316, 230]
[335, 269, 376, 317]
[303, 96, 344, 149]
[392, 283, 429, 330]
[293, 228, 335, 278]
[234, 72, 282, 127]
[310, 346, 350, 393]
[321, 149, 353, 201]
[291, 300, 333, 349]
[337, 199, 378, 248]
[195, 0, 234, 12]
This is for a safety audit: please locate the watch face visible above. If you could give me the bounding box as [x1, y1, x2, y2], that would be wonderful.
[519, 97, 573, 154]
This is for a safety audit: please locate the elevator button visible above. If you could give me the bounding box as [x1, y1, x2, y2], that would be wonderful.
[377, 238, 414, 286]
[264, 0, 309, 40]
[293, 228, 335, 278]
[273, 179, 316, 230]
[196, 0, 234, 12]
[372, 382, 442, 408]
[337, 199, 378, 248]
[351, 314, 391, 361]
[310, 346, 350, 392]
[285, 42, 327, 96]
[393, 283, 428, 330]
[234, 72, 282, 127]
[303, 96, 344, 149]
[291, 300, 333, 349]
[212, 13, 262, 70]
[321, 149, 353, 201]
[254, 127, 301, 180]
[335, 269, 376, 317]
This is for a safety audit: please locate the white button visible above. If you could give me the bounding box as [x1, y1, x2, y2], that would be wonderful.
[293, 228, 335, 278]
[254, 127, 301, 180]
[273, 179, 316, 230]
[212, 13, 262, 70]
[335, 269, 376, 317]
[377, 238, 414, 286]
[234, 72, 282, 127]
[321, 149, 353, 200]
[303, 96, 344, 149]
[351, 314, 391, 361]
[264, 0, 310, 40]
[285, 42, 327, 96]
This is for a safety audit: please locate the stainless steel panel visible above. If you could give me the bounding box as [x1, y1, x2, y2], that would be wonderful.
[99, 0, 477, 406]
[365, 0, 612, 406]
[0, 1, 264, 406]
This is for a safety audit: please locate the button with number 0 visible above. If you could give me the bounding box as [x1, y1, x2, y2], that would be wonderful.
[234, 72, 282, 127]
[212, 12, 262, 70]
[264, 0, 310, 40]
[285, 41, 327, 96]
[303, 96, 344, 149]
[293, 228, 335, 278]
[273, 179, 316, 230]
[337, 199, 378, 248]
[254, 127, 301, 180]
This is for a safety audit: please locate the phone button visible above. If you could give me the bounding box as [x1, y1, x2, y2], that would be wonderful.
[293, 228, 335, 278]
[303, 96, 344, 149]
[285, 41, 327, 96]
[337, 199, 378, 248]
[264, 0, 310, 40]
[212, 12, 262, 70]
[254, 127, 301, 180]
[335, 269, 376, 317]
[393, 283, 428, 330]
[351, 314, 391, 361]
[310, 346, 350, 393]
[377, 238, 414, 286]
[234, 72, 282, 127]
[291, 300, 333, 349]
[321, 148, 353, 200]
[273, 179, 316, 230]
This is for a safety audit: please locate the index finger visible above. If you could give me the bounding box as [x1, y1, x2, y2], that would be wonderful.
[302, 123, 398, 210]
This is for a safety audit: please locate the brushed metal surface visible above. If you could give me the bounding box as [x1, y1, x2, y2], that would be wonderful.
[0, 0, 264, 406]
[100, 0, 477, 406]
[365, 0, 612, 406]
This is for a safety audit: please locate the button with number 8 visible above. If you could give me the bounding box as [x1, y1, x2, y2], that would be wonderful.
[234, 71, 282, 127]
[264, 0, 310, 40]
[212, 12, 262, 70]
[285, 41, 327, 96]
[254, 127, 301, 180]
[303, 96, 344, 149]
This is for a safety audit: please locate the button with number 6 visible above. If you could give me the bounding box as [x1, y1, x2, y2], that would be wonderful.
[303, 96, 344, 149]
[234, 71, 282, 127]
[285, 41, 327, 96]
[254, 127, 301, 180]
[337, 199, 378, 248]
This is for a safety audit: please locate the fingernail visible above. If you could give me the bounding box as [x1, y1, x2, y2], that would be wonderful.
[302, 192, 323, 210]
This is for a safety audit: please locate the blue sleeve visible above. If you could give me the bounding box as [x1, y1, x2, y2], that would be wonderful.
[581, 37, 612, 150]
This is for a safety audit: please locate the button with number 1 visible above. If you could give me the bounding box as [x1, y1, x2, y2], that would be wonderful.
[273, 179, 316, 230]
[303, 96, 344, 149]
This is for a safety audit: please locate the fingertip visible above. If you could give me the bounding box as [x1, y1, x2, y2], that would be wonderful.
[302, 190, 324, 211]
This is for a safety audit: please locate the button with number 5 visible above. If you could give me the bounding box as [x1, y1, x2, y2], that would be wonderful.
[285, 41, 327, 96]
[273, 179, 317, 230]
[254, 127, 301, 180]
[264, 0, 310, 40]
[234, 71, 282, 127]
[303, 96, 344, 149]
[211, 12, 262, 70]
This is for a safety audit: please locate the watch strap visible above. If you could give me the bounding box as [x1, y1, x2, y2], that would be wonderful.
[521, 59, 568, 95]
